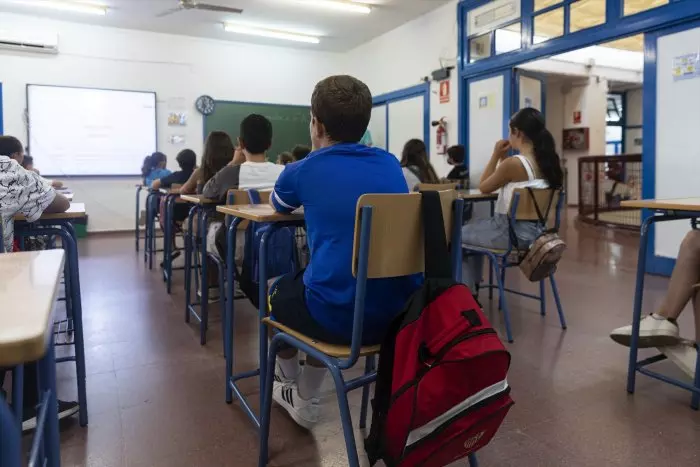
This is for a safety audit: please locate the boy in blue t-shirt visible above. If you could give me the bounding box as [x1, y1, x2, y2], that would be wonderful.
[269, 75, 419, 428]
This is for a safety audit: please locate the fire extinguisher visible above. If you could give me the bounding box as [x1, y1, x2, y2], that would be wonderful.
[432, 118, 447, 155]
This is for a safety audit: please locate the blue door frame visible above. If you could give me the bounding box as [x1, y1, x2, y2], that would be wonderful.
[373, 82, 431, 153]
[641, 18, 700, 276]
[457, 0, 700, 159]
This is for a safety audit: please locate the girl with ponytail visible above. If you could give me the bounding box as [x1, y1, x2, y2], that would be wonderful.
[461, 107, 563, 290]
[141, 152, 171, 186]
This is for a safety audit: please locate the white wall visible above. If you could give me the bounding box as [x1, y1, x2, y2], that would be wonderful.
[345, 0, 459, 178]
[0, 12, 341, 231]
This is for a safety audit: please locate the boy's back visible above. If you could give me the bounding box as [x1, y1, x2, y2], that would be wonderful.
[273, 143, 419, 343]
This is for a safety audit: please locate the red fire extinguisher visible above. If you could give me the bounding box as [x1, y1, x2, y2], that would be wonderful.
[432, 118, 447, 155]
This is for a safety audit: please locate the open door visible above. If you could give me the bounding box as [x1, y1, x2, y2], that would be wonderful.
[513, 69, 546, 118]
[466, 70, 511, 187]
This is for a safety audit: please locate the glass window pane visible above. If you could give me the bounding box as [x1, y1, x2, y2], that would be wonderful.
[606, 126, 623, 142]
[624, 0, 669, 16]
[469, 33, 491, 63]
[534, 7, 564, 44]
[606, 95, 623, 123]
[534, 0, 562, 12]
[495, 22, 521, 55]
[570, 0, 606, 33]
[606, 144, 617, 155]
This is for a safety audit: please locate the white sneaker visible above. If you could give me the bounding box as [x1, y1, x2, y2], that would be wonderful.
[610, 314, 680, 348]
[659, 342, 698, 379]
[274, 362, 297, 385]
[272, 380, 320, 430]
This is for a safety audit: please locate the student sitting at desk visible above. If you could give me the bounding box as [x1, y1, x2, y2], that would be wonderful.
[179, 131, 234, 195]
[151, 148, 196, 191]
[400, 138, 439, 191]
[462, 108, 563, 291]
[142, 152, 171, 187]
[269, 75, 420, 428]
[0, 135, 76, 428]
[292, 144, 311, 162]
[21, 155, 63, 189]
[444, 144, 469, 184]
[202, 114, 283, 260]
[610, 230, 700, 376]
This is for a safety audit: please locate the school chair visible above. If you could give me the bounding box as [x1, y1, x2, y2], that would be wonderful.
[258, 191, 465, 467]
[416, 182, 459, 192]
[462, 188, 567, 343]
[206, 189, 250, 353]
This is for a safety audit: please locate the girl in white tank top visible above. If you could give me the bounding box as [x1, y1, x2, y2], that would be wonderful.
[461, 108, 563, 290]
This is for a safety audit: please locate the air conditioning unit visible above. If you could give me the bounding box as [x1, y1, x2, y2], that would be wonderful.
[0, 30, 59, 54]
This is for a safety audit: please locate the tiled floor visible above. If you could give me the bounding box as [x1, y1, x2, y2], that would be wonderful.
[42, 210, 700, 466]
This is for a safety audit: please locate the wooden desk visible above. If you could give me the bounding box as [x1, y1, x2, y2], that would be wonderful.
[621, 198, 700, 211]
[217, 204, 305, 223]
[0, 251, 65, 367]
[180, 194, 220, 205]
[458, 189, 499, 201]
[15, 202, 86, 222]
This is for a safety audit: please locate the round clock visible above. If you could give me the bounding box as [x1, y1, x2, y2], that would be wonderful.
[195, 95, 215, 116]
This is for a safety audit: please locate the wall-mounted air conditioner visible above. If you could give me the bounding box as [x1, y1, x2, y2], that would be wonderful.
[0, 29, 59, 54]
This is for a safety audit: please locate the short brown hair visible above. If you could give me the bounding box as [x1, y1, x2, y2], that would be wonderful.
[311, 75, 372, 143]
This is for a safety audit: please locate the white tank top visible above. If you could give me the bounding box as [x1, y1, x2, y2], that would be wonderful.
[495, 154, 549, 215]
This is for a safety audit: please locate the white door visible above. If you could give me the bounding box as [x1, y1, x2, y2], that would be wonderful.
[514, 70, 544, 115]
[467, 71, 511, 187]
[387, 96, 425, 159]
[647, 21, 700, 271]
[368, 104, 387, 150]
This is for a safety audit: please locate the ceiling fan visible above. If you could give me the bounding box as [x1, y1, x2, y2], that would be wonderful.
[156, 0, 244, 18]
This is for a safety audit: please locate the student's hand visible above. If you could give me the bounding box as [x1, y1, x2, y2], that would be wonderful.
[492, 140, 511, 160]
[230, 146, 245, 166]
[51, 180, 63, 189]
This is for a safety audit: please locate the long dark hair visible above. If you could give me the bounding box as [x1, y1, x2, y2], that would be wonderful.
[201, 131, 234, 184]
[400, 139, 439, 184]
[509, 108, 563, 189]
[141, 152, 167, 178]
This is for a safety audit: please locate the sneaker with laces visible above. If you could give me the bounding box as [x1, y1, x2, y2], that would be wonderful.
[610, 314, 680, 348]
[272, 380, 320, 430]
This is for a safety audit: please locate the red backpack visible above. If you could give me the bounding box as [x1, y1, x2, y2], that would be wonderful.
[365, 191, 513, 467]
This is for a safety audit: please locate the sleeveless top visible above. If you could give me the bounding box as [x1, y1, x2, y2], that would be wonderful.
[495, 154, 549, 215]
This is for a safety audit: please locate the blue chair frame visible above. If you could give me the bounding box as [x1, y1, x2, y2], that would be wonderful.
[135, 184, 143, 253]
[258, 196, 468, 467]
[144, 189, 166, 271]
[162, 192, 187, 294]
[462, 190, 567, 343]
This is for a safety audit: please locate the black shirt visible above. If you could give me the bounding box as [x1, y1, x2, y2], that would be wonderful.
[159, 169, 194, 188]
[446, 165, 469, 181]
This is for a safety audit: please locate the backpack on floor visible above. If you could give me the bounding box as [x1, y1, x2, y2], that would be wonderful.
[365, 191, 513, 467]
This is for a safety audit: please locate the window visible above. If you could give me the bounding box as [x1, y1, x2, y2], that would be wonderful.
[570, 0, 606, 33]
[469, 33, 491, 63]
[534, 0, 563, 12]
[534, 7, 564, 43]
[606, 95, 623, 123]
[624, 0, 669, 16]
[606, 94, 624, 155]
[495, 22, 521, 54]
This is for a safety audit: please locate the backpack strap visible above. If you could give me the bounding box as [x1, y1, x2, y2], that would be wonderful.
[421, 191, 452, 280]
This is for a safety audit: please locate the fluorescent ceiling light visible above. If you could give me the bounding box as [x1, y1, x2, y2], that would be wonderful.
[296, 0, 371, 15]
[6, 0, 107, 16]
[224, 23, 321, 44]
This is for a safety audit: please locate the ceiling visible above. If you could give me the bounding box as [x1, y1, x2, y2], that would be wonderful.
[0, 0, 452, 52]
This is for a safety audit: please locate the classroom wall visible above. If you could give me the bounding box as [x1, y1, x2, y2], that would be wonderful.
[0, 12, 342, 232]
[344, 0, 459, 178]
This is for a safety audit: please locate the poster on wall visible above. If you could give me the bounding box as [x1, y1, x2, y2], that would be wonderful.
[168, 112, 188, 126]
[672, 53, 700, 81]
[439, 80, 450, 104]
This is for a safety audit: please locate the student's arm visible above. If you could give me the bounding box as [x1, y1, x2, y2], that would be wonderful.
[202, 166, 239, 200]
[43, 193, 70, 214]
[151, 179, 162, 190]
[179, 168, 200, 194]
[479, 157, 528, 193]
[270, 164, 301, 213]
[18, 171, 67, 222]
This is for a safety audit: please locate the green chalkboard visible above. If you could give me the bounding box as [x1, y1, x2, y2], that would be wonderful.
[203, 101, 311, 162]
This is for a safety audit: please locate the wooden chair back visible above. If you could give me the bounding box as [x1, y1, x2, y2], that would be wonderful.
[258, 190, 271, 204]
[227, 189, 250, 230]
[352, 191, 456, 279]
[511, 188, 561, 227]
[416, 182, 459, 192]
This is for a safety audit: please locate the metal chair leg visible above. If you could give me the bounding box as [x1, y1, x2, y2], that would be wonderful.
[328, 365, 361, 467]
[550, 275, 567, 330]
[469, 453, 479, 467]
[359, 355, 375, 429]
[539, 280, 546, 316]
[258, 337, 283, 467]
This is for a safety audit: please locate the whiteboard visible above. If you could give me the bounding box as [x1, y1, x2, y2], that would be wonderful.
[27, 85, 157, 176]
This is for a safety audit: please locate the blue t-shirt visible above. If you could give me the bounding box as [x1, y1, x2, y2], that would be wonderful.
[271, 143, 421, 344]
[144, 168, 172, 187]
